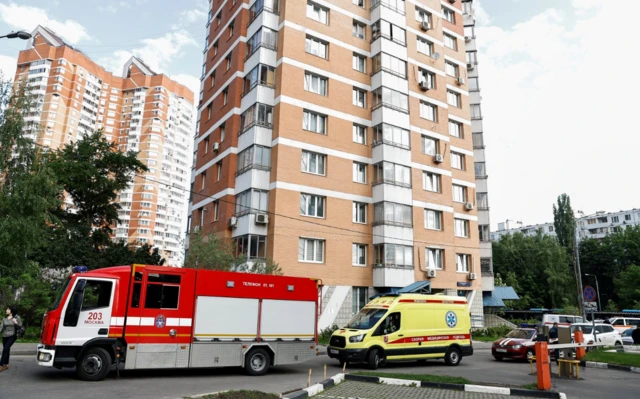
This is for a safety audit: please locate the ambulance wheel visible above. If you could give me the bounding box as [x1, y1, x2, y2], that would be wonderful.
[444, 347, 462, 366]
[76, 347, 112, 381]
[366, 348, 382, 370]
[245, 348, 270, 376]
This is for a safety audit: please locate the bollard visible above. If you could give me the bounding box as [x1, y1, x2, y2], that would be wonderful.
[574, 331, 586, 360]
[535, 341, 551, 390]
[324, 364, 327, 380]
[308, 369, 312, 387]
[342, 362, 346, 373]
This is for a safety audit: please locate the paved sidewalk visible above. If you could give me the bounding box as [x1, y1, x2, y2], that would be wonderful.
[0, 343, 37, 356]
[315, 381, 536, 399]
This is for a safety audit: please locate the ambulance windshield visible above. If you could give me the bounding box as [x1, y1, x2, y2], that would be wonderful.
[346, 308, 388, 329]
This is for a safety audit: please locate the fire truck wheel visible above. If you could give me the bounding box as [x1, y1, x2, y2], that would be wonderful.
[366, 348, 382, 370]
[444, 347, 462, 366]
[76, 347, 112, 381]
[245, 348, 270, 376]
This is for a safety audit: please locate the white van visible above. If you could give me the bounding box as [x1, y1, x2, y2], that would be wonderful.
[542, 314, 584, 327]
[608, 317, 640, 333]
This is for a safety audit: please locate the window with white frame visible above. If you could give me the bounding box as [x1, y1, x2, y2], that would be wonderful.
[372, 87, 408, 112]
[373, 243, 413, 267]
[444, 33, 457, 50]
[353, 87, 366, 108]
[445, 61, 459, 77]
[417, 37, 434, 56]
[299, 238, 325, 262]
[454, 219, 469, 238]
[305, 36, 328, 58]
[373, 162, 411, 187]
[353, 162, 367, 183]
[422, 135, 438, 156]
[353, 202, 367, 223]
[415, 7, 432, 27]
[449, 120, 462, 138]
[353, 20, 365, 39]
[352, 244, 367, 266]
[447, 90, 461, 108]
[424, 209, 442, 230]
[373, 202, 412, 227]
[371, 20, 406, 45]
[304, 72, 328, 96]
[470, 104, 482, 119]
[234, 189, 269, 216]
[353, 0, 365, 8]
[303, 110, 327, 134]
[352, 287, 368, 314]
[452, 184, 467, 203]
[353, 53, 366, 72]
[423, 172, 440, 192]
[301, 150, 326, 175]
[419, 68, 435, 89]
[442, 7, 455, 23]
[450, 151, 464, 170]
[373, 123, 410, 148]
[456, 253, 470, 272]
[420, 101, 437, 121]
[307, 2, 328, 24]
[353, 124, 366, 144]
[300, 193, 325, 217]
[372, 53, 407, 78]
[426, 248, 443, 270]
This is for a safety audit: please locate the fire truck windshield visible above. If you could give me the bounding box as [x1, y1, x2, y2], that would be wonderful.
[49, 277, 71, 311]
[346, 308, 388, 330]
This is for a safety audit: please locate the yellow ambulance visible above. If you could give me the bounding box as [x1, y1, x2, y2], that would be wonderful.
[327, 293, 473, 369]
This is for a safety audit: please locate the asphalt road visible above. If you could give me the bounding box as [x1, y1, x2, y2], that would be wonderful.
[3, 348, 638, 399]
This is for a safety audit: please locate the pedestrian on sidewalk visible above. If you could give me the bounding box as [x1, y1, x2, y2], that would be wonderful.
[0, 306, 23, 372]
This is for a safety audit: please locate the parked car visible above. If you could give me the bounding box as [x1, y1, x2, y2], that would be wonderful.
[492, 328, 538, 361]
[570, 323, 623, 348]
[608, 317, 640, 333]
[621, 328, 634, 345]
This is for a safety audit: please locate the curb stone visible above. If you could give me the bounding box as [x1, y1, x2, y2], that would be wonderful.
[580, 360, 640, 374]
[282, 373, 345, 399]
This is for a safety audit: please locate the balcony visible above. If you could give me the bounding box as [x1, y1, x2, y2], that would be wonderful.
[373, 264, 414, 288]
[370, 0, 406, 27]
[472, 133, 485, 149]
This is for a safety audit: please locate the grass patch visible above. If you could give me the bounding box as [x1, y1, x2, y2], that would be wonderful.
[473, 335, 499, 343]
[318, 337, 329, 346]
[521, 383, 539, 390]
[583, 349, 640, 368]
[352, 371, 471, 385]
[184, 391, 279, 399]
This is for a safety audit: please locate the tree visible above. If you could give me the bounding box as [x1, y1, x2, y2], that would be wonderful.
[614, 265, 640, 309]
[97, 242, 166, 268]
[553, 194, 576, 250]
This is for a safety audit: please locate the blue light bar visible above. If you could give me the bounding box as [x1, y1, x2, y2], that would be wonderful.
[73, 266, 88, 273]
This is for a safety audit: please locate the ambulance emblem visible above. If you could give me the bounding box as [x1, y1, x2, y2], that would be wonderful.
[155, 314, 166, 328]
[445, 311, 457, 328]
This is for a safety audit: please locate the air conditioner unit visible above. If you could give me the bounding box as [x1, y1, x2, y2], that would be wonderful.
[456, 77, 465, 86]
[255, 213, 269, 224]
[419, 80, 430, 91]
[434, 154, 444, 163]
[228, 216, 237, 228]
[465, 202, 474, 211]
[467, 63, 474, 70]
[420, 21, 430, 31]
[465, 36, 471, 42]
[213, 142, 220, 152]
[427, 269, 437, 278]
[468, 272, 477, 280]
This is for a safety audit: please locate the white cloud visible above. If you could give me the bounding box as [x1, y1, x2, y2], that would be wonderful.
[171, 74, 201, 100]
[0, 55, 17, 82]
[99, 2, 131, 14]
[476, 2, 640, 227]
[473, 0, 493, 27]
[0, 3, 90, 44]
[171, 8, 208, 30]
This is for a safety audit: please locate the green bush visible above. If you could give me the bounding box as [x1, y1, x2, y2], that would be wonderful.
[475, 325, 512, 338]
[318, 323, 340, 345]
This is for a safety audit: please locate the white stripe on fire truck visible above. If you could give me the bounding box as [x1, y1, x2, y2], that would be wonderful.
[122, 317, 193, 327]
[140, 317, 154, 326]
[109, 317, 125, 326]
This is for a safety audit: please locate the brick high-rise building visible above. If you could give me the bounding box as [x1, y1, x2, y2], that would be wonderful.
[190, 0, 484, 328]
[15, 26, 195, 265]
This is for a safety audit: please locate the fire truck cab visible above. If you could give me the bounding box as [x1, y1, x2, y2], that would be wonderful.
[37, 265, 319, 381]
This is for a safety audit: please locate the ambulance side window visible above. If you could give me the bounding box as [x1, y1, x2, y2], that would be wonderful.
[144, 274, 181, 309]
[373, 312, 401, 336]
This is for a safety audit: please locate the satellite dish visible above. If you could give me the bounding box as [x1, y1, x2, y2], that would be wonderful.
[432, 52, 440, 60]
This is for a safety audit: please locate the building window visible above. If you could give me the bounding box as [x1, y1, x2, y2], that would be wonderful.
[353, 20, 365, 39]
[372, 87, 408, 112]
[303, 110, 327, 134]
[420, 101, 437, 122]
[454, 219, 469, 238]
[300, 194, 325, 218]
[373, 244, 413, 268]
[424, 209, 442, 230]
[210, 71, 216, 87]
[452, 184, 467, 203]
[236, 145, 271, 175]
[353, 0, 365, 7]
[301, 151, 326, 175]
[352, 287, 368, 314]
[299, 238, 325, 263]
[234, 234, 268, 260]
[419, 68, 435, 89]
[372, 53, 407, 78]
[474, 162, 486, 178]
[423, 172, 440, 193]
[353, 202, 367, 224]
[307, 1, 328, 24]
[226, 55, 232, 71]
[204, 138, 209, 154]
[449, 120, 462, 138]
[223, 87, 229, 105]
[612, 216, 620, 223]
[220, 123, 226, 141]
[447, 90, 461, 108]
[373, 162, 411, 187]
[216, 161, 223, 181]
[625, 214, 632, 221]
[479, 225, 490, 242]
[240, 103, 274, 131]
[373, 202, 412, 227]
[213, 40, 219, 56]
[353, 162, 367, 183]
[373, 123, 410, 148]
[444, 33, 457, 50]
[200, 171, 207, 190]
[229, 20, 235, 37]
[212, 201, 219, 221]
[442, 7, 455, 23]
[304, 72, 328, 96]
[353, 53, 366, 73]
[207, 104, 213, 120]
[445, 61, 459, 77]
[415, 7, 432, 27]
[353, 88, 366, 108]
[417, 37, 434, 56]
[471, 104, 482, 119]
[426, 248, 443, 270]
[305, 36, 328, 59]
[352, 244, 367, 266]
[450, 152, 464, 170]
[456, 254, 470, 272]
[371, 20, 406, 46]
[235, 189, 269, 216]
[353, 124, 366, 144]
[421, 135, 438, 156]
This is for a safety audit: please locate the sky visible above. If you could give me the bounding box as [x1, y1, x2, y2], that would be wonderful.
[0, 0, 638, 230]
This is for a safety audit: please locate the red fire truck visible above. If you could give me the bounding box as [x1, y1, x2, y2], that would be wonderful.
[36, 265, 319, 381]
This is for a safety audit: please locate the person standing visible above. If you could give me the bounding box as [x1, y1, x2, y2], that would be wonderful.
[632, 325, 640, 345]
[549, 322, 559, 365]
[0, 306, 22, 371]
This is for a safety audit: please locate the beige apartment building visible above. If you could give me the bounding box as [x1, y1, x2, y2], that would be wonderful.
[14, 26, 195, 265]
[190, 0, 484, 328]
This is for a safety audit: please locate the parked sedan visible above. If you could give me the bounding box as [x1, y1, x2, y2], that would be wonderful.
[570, 323, 623, 348]
[492, 328, 538, 361]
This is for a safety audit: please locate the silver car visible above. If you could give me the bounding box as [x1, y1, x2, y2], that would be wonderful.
[621, 328, 634, 345]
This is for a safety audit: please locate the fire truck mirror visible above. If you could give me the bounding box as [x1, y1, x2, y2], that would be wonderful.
[63, 279, 87, 327]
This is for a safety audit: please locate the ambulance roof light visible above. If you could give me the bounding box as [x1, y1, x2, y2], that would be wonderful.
[73, 266, 88, 273]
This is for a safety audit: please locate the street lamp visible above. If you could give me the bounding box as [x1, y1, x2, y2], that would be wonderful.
[0, 31, 32, 40]
[584, 273, 602, 312]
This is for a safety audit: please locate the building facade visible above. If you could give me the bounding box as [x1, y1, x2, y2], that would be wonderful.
[190, 0, 484, 329]
[14, 26, 195, 265]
